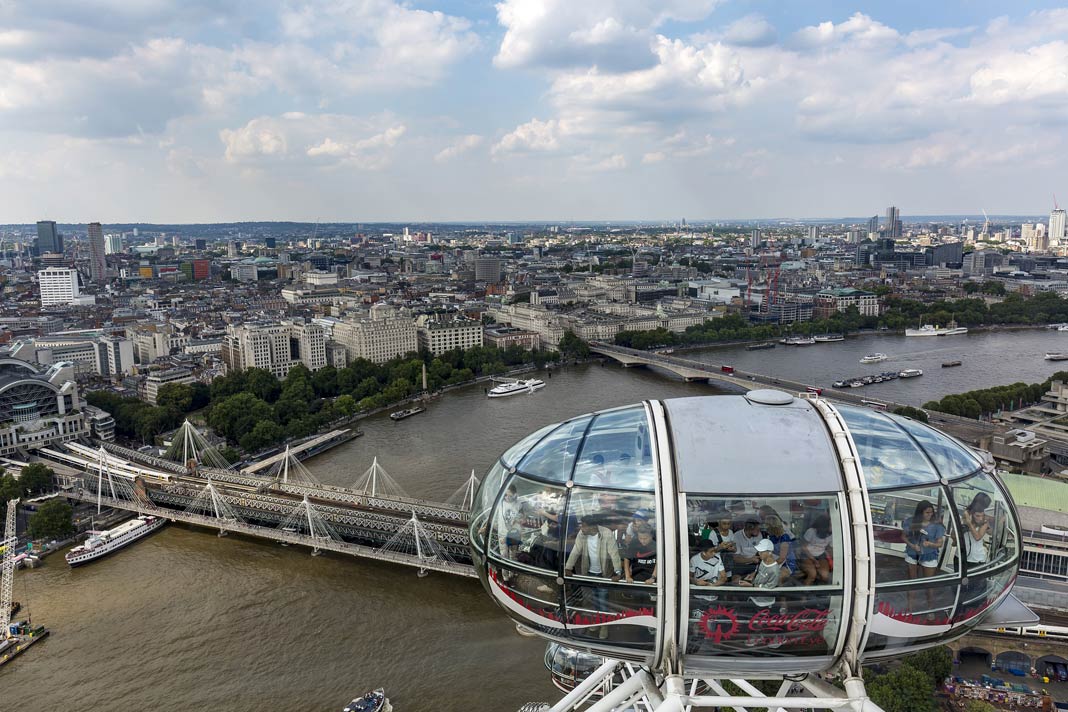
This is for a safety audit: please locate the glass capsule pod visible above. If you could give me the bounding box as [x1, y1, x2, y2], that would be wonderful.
[470, 392, 1023, 676]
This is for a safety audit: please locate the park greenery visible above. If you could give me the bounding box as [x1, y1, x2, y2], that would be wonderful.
[0, 463, 56, 503]
[614, 290, 1068, 351]
[891, 405, 929, 423]
[865, 646, 953, 712]
[28, 499, 75, 541]
[922, 372, 1068, 419]
[88, 340, 561, 455]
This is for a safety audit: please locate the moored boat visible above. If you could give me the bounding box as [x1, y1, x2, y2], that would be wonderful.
[344, 688, 390, 712]
[898, 368, 923, 378]
[1046, 353, 1068, 361]
[859, 353, 888, 364]
[781, 336, 816, 346]
[65, 515, 166, 567]
[813, 334, 844, 342]
[746, 342, 776, 351]
[487, 378, 546, 398]
[942, 360, 962, 367]
[906, 321, 968, 337]
[389, 406, 425, 421]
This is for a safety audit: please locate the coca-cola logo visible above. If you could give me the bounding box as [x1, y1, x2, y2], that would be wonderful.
[748, 608, 830, 634]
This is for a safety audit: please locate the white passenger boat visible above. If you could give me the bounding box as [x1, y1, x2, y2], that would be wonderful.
[65, 515, 166, 567]
[905, 323, 968, 337]
[487, 378, 546, 398]
[898, 369, 923, 378]
[860, 353, 888, 364]
[1046, 353, 1068, 361]
[813, 334, 844, 342]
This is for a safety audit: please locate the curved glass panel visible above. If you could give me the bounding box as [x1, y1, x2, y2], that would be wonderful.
[501, 423, 558, 468]
[886, 414, 982, 480]
[573, 406, 656, 490]
[471, 459, 509, 552]
[683, 494, 845, 659]
[869, 485, 956, 584]
[837, 405, 939, 488]
[518, 416, 593, 482]
[952, 472, 1018, 573]
[487, 475, 568, 572]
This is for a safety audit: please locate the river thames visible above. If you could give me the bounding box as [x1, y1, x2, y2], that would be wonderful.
[7, 328, 1068, 711]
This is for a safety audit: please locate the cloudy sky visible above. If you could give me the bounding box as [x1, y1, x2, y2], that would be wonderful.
[2, 1, 1067, 222]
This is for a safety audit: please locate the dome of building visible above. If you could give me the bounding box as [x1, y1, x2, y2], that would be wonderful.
[470, 393, 1024, 676]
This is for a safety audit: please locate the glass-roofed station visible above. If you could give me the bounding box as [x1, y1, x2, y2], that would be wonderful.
[470, 392, 1032, 711]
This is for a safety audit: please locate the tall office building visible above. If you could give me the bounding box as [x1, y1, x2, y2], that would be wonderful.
[867, 215, 879, 236]
[104, 233, 124, 255]
[38, 267, 81, 306]
[87, 222, 106, 283]
[36, 220, 63, 255]
[750, 229, 761, 249]
[885, 206, 902, 238]
[1050, 209, 1067, 245]
[807, 226, 821, 242]
[194, 238, 207, 251]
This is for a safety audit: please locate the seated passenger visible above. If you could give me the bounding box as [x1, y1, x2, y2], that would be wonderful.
[624, 524, 657, 584]
[763, 515, 798, 583]
[705, 513, 736, 578]
[731, 518, 765, 579]
[588, 453, 612, 485]
[690, 540, 727, 588]
[799, 515, 833, 585]
[738, 539, 781, 606]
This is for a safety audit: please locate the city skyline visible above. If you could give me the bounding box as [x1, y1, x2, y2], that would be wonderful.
[1, 2, 1068, 222]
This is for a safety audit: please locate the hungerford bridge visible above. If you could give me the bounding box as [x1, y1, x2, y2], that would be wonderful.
[38, 421, 478, 578]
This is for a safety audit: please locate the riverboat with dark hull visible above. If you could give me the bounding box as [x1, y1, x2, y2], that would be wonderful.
[942, 360, 962, 368]
[746, 342, 776, 351]
[389, 406, 425, 421]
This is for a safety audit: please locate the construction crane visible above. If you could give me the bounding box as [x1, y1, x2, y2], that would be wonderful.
[0, 499, 17, 638]
[981, 209, 991, 236]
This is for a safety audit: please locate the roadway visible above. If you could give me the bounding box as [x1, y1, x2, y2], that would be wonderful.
[589, 342, 1000, 444]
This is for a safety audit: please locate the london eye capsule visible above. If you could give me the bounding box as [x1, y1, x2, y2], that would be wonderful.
[469, 392, 1031, 708]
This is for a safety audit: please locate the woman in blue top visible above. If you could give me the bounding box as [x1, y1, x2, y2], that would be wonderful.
[903, 500, 946, 616]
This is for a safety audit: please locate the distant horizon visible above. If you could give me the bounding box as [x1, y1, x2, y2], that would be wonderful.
[1, 214, 1057, 230]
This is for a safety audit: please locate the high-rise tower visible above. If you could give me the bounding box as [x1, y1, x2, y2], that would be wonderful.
[88, 222, 106, 283]
[885, 206, 902, 238]
[1050, 208, 1067, 246]
[35, 220, 63, 255]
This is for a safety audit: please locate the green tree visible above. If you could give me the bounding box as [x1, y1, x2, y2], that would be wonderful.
[892, 406, 929, 423]
[244, 368, 282, 403]
[28, 500, 75, 541]
[963, 701, 997, 712]
[901, 646, 951, 689]
[156, 383, 194, 413]
[558, 330, 590, 360]
[239, 420, 285, 452]
[335, 394, 357, 417]
[865, 664, 938, 712]
[0, 473, 23, 502]
[18, 463, 54, 494]
[208, 393, 276, 444]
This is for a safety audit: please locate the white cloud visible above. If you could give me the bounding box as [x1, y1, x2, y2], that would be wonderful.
[722, 15, 777, 48]
[493, 118, 566, 156]
[221, 114, 406, 169]
[435, 134, 483, 162]
[968, 41, 1068, 106]
[494, 0, 721, 71]
[792, 13, 900, 50]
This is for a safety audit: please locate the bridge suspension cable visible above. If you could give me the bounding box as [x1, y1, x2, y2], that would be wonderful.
[277, 495, 342, 554]
[183, 479, 245, 531]
[163, 420, 234, 471]
[93, 446, 149, 514]
[445, 469, 480, 512]
[351, 457, 408, 499]
[265, 445, 320, 487]
[380, 510, 458, 576]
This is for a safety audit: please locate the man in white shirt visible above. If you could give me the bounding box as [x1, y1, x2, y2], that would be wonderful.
[731, 518, 764, 579]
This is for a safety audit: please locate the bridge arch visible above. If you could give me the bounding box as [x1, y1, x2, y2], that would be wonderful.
[1036, 654, 1068, 680]
[958, 646, 993, 667]
[994, 650, 1031, 675]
